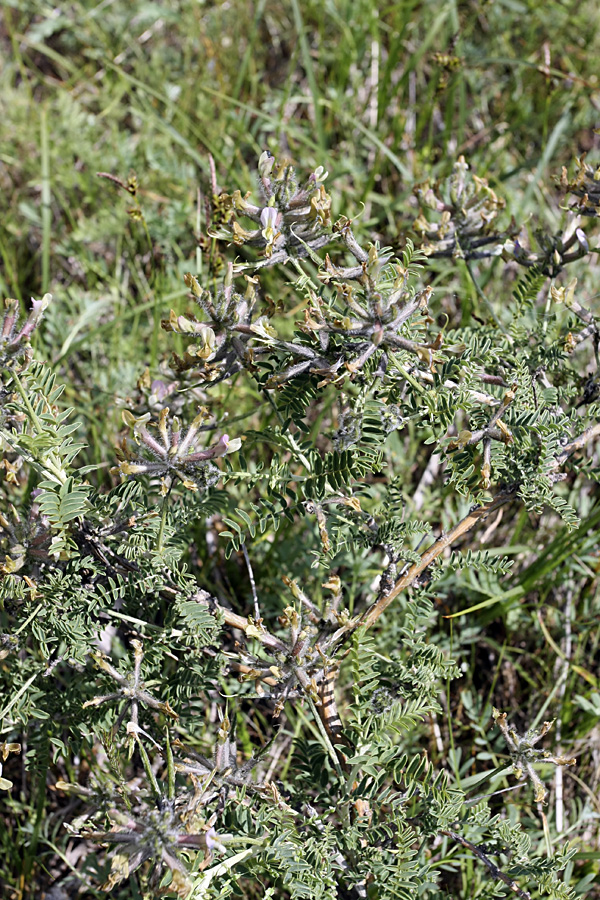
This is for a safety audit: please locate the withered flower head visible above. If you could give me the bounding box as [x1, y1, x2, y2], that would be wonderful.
[0, 294, 52, 369]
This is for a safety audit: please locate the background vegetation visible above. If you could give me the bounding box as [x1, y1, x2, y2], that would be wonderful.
[1, 1, 600, 898]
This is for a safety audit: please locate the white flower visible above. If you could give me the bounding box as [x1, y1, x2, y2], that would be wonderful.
[313, 166, 329, 186]
[260, 206, 279, 233]
[249, 316, 278, 342]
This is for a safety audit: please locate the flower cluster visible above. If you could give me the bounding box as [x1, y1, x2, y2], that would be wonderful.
[261, 238, 436, 388]
[413, 157, 593, 275]
[412, 157, 518, 259]
[114, 407, 241, 493]
[493, 709, 576, 803]
[210, 151, 332, 268]
[64, 769, 223, 898]
[0, 495, 53, 575]
[0, 294, 52, 369]
[70, 643, 239, 896]
[559, 155, 600, 217]
[501, 224, 590, 275]
[161, 262, 260, 378]
[83, 640, 179, 737]
[91, 800, 217, 896]
[0, 741, 21, 791]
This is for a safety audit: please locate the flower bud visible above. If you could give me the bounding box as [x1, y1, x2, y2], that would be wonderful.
[258, 150, 275, 179]
[576, 228, 589, 251]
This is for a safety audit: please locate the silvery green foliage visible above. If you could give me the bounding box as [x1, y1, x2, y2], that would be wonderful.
[1, 152, 598, 898]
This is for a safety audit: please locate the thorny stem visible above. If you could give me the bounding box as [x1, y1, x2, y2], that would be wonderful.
[0, 428, 67, 485]
[360, 489, 514, 630]
[306, 694, 344, 779]
[554, 420, 600, 466]
[0, 669, 43, 723]
[554, 587, 573, 833]
[440, 830, 532, 899]
[13, 603, 44, 636]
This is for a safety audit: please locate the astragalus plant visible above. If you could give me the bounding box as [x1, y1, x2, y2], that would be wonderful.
[1, 151, 599, 899]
